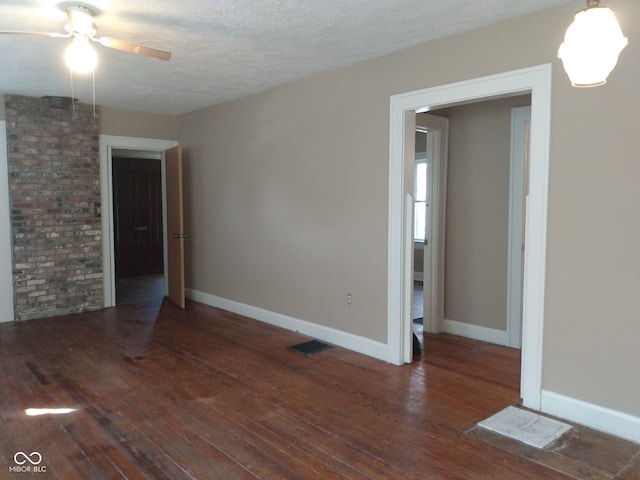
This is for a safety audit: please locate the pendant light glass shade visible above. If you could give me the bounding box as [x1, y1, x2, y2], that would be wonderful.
[558, 3, 627, 87]
[65, 35, 98, 74]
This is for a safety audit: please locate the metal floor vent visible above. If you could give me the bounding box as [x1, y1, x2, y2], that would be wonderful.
[288, 339, 333, 356]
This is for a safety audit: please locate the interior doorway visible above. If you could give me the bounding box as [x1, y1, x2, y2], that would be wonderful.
[410, 99, 530, 383]
[112, 154, 165, 305]
[414, 98, 530, 345]
[99, 135, 178, 308]
[388, 65, 552, 411]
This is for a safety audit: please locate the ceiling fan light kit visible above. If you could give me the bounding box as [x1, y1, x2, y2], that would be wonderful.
[62, 5, 97, 73]
[64, 5, 97, 38]
[65, 34, 98, 74]
[558, 0, 628, 87]
[0, 2, 171, 76]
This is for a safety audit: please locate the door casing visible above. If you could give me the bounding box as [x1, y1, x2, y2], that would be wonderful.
[507, 106, 531, 349]
[388, 64, 552, 411]
[415, 114, 449, 335]
[99, 135, 178, 307]
[0, 121, 13, 322]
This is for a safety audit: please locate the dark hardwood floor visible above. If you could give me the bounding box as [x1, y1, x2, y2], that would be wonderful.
[115, 274, 165, 305]
[0, 299, 638, 479]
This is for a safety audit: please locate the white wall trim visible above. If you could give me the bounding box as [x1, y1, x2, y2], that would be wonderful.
[541, 390, 640, 444]
[0, 121, 15, 322]
[419, 114, 449, 335]
[99, 135, 177, 307]
[443, 319, 509, 346]
[506, 106, 530, 349]
[389, 64, 552, 412]
[187, 288, 389, 362]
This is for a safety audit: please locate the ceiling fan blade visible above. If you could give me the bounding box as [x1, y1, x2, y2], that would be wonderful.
[97, 36, 171, 61]
[0, 31, 69, 38]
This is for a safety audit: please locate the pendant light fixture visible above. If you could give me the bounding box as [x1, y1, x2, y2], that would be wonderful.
[558, 0, 628, 87]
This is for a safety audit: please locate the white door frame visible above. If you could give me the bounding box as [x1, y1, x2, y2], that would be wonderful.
[422, 155, 434, 329]
[99, 135, 178, 307]
[507, 106, 531, 349]
[413, 146, 426, 284]
[0, 121, 15, 322]
[416, 114, 449, 334]
[388, 64, 551, 410]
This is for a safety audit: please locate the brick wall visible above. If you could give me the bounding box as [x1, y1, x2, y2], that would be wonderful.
[5, 94, 103, 320]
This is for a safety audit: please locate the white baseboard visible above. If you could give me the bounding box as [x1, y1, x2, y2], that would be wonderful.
[443, 318, 508, 346]
[413, 272, 424, 282]
[541, 390, 640, 443]
[186, 288, 389, 362]
[181, 292, 640, 444]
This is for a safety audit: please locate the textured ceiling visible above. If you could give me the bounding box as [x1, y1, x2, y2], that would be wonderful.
[0, 0, 573, 115]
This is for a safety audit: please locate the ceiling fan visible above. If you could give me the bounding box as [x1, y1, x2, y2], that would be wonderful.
[0, 3, 171, 73]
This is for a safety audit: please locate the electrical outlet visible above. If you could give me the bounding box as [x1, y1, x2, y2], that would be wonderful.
[347, 293, 352, 305]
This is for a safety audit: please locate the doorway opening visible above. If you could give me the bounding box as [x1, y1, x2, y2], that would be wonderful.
[412, 97, 531, 349]
[411, 94, 530, 394]
[99, 135, 178, 308]
[112, 152, 165, 305]
[388, 65, 551, 411]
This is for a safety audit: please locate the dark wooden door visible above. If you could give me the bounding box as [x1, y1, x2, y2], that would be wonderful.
[113, 157, 164, 277]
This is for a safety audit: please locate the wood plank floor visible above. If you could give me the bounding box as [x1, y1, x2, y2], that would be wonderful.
[0, 299, 638, 479]
[115, 274, 165, 305]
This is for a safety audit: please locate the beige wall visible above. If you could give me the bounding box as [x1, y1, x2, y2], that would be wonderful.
[544, 1, 640, 413]
[178, 77, 389, 340]
[439, 96, 530, 331]
[178, 0, 640, 417]
[100, 107, 177, 139]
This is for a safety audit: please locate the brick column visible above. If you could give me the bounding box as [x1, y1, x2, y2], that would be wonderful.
[5, 94, 103, 320]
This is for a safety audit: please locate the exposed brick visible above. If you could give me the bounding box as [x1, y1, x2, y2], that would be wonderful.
[5, 94, 103, 321]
